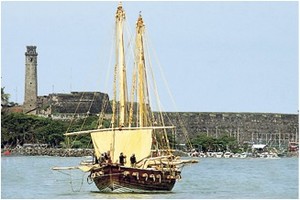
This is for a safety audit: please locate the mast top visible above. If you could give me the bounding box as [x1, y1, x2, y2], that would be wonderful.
[136, 12, 145, 32]
[116, 2, 125, 21]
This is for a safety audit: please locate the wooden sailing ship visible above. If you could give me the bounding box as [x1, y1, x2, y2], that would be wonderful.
[55, 3, 196, 193]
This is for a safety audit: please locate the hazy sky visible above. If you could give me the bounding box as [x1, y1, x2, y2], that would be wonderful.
[1, 1, 298, 114]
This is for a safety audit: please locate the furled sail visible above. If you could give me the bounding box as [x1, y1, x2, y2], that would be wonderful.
[91, 129, 152, 167]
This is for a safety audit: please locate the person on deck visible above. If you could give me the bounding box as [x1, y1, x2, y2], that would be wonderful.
[119, 152, 126, 166]
[106, 151, 112, 163]
[130, 154, 136, 167]
[99, 153, 106, 164]
[94, 153, 99, 164]
[104, 152, 108, 160]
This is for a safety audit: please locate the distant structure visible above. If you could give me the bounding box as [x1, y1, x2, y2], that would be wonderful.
[23, 46, 38, 114]
[165, 112, 298, 148]
[37, 92, 112, 119]
[19, 45, 112, 118]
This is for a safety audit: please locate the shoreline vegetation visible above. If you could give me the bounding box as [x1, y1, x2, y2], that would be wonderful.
[1, 112, 99, 150]
[1, 111, 298, 158]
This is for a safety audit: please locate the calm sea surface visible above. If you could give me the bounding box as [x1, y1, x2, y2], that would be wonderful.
[1, 156, 298, 199]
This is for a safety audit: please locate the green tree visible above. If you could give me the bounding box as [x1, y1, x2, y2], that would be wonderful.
[191, 133, 238, 152]
[1, 113, 67, 147]
[216, 135, 238, 152]
[1, 87, 10, 106]
[1, 112, 111, 149]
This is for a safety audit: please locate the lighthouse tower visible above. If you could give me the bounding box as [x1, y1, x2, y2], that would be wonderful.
[23, 46, 38, 114]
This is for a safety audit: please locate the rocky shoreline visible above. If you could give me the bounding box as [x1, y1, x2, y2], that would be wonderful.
[2, 147, 94, 157]
[2, 147, 189, 157]
[2, 147, 297, 158]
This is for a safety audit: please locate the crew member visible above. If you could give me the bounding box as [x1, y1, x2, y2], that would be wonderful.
[107, 151, 112, 163]
[130, 154, 136, 167]
[99, 153, 106, 164]
[119, 152, 126, 166]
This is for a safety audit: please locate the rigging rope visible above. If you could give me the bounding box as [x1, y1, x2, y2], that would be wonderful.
[97, 22, 115, 129]
[56, 169, 86, 192]
[143, 30, 171, 153]
[65, 92, 91, 148]
[144, 28, 193, 150]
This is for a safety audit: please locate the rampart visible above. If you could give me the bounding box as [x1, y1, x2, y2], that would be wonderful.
[37, 92, 112, 118]
[161, 112, 298, 147]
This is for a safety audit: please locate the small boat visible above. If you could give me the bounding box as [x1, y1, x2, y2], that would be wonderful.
[3, 150, 11, 156]
[223, 151, 232, 158]
[216, 152, 223, 158]
[240, 152, 248, 158]
[259, 152, 280, 159]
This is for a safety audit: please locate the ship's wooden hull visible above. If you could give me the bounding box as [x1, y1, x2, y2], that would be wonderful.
[90, 164, 181, 192]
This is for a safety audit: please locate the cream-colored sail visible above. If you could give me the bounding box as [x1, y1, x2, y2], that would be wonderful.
[91, 129, 152, 167]
[91, 131, 114, 160]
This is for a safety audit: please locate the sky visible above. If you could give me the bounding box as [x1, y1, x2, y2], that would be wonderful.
[1, 1, 299, 114]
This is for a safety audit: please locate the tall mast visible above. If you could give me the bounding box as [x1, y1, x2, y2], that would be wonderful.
[135, 14, 149, 127]
[115, 2, 128, 127]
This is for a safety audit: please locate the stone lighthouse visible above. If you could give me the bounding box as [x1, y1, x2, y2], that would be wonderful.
[23, 46, 38, 114]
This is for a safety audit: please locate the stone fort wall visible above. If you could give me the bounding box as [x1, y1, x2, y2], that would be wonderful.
[161, 112, 298, 146]
[36, 91, 112, 118]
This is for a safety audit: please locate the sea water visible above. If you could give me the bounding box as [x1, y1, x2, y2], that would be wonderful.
[1, 156, 298, 199]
